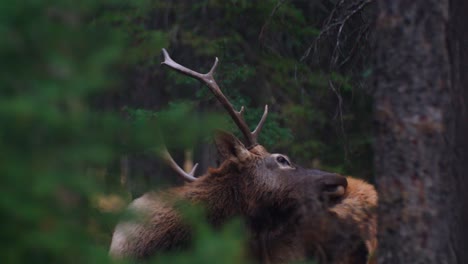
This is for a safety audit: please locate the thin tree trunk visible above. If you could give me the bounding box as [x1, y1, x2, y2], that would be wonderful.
[373, 0, 468, 263]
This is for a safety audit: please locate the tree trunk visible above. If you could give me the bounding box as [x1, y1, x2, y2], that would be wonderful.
[373, 0, 468, 263]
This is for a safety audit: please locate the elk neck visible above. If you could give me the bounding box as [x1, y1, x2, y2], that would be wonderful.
[174, 161, 250, 227]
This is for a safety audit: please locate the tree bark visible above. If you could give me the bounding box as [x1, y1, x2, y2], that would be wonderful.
[373, 0, 468, 263]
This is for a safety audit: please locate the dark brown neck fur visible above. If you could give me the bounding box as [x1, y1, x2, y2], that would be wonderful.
[171, 161, 247, 227]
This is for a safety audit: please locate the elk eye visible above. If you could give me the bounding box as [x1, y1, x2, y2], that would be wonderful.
[276, 156, 291, 166]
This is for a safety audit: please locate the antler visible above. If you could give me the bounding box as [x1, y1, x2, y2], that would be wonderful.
[161, 48, 268, 149]
[160, 145, 198, 182]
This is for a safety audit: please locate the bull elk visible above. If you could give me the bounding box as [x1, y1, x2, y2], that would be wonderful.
[109, 49, 377, 264]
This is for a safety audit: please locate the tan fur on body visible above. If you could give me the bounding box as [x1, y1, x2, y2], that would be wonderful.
[330, 177, 378, 262]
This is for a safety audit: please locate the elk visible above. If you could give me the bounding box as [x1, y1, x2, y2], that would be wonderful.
[109, 49, 377, 263]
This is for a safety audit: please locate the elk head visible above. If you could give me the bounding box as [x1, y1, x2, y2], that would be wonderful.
[160, 49, 348, 233]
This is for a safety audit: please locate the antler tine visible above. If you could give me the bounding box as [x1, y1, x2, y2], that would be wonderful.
[160, 146, 198, 182]
[251, 105, 268, 142]
[161, 48, 269, 148]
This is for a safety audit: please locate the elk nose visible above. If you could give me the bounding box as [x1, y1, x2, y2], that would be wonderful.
[321, 174, 348, 198]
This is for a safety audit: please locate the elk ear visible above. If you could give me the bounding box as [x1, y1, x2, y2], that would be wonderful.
[215, 131, 251, 162]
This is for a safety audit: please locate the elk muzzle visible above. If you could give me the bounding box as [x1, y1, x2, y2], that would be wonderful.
[319, 173, 348, 202]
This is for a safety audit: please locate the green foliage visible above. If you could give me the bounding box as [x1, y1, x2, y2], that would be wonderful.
[1, 1, 125, 262]
[124, 102, 225, 149]
[94, 1, 169, 65]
